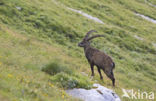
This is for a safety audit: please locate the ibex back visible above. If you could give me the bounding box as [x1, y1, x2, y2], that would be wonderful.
[78, 30, 115, 86]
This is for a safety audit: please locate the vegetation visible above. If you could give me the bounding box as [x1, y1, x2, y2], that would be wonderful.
[148, 0, 156, 5]
[42, 61, 92, 89]
[42, 61, 73, 76]
[0, 0, 156, 101]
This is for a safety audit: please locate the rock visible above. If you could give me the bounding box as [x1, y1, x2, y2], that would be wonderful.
[134, 35, 144, 40]
[152, 43, 156, 47]
[52, 0, 104, 24]
[16, 6, 22, 10]
[135, 13, 156, 24]
[144, 0, 156, 7]
[67, 8, 104, 24]
[66, 83, 121, 101]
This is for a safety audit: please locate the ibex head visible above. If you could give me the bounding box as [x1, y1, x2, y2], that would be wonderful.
[78, 30, 105, 47]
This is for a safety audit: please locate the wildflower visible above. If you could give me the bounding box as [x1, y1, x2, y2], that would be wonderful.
[43, 93, 48, 97]
[8, 74, 13, 78]
[62, 94, 65, 99]
[48, 82, 54, 87]
[16, 77, 20, 81]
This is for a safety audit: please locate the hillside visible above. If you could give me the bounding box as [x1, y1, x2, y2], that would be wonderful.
[0, 0, 156, 101]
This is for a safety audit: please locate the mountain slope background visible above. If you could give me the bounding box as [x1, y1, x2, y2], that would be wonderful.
[0, 0, 156, 101]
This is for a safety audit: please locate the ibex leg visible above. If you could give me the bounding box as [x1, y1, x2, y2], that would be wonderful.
[90, 63, 94, 76]
[107, 71, 115, 86]
[97, 67, 103, 80]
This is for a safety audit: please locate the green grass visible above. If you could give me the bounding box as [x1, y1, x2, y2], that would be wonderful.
[0, 26, 82, 101]
[42, 61, 73, 76]
[148, 0, 156, 5]
[0, 0, 156, 101]
[42, 61, 92, 89]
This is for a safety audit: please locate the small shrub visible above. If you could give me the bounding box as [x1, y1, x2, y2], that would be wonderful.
[42, 62, 92, 89]
[50, 72, 92, 89]
[42, 61, 72, 75]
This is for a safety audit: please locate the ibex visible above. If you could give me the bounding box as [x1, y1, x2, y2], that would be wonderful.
[78, 30, 115, 86]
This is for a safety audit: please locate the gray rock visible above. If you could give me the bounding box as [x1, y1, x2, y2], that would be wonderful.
[135, 13, 156, 24]
[66, 83, 121, 101]
[134, 35, 144, 40]
[152, 43, 156, 47]
[16, 6, 22, 10]
[145, 0, 156, 7]
[67, 8, 104, 24]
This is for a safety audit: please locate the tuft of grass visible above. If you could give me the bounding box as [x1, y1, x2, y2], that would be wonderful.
[42, 61, 92, 89]
[42, 61, 72, 76]
[50, 72, 93, 89]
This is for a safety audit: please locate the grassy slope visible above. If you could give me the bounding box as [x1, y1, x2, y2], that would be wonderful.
[0, 24, 83, 101]
[148, 0, 156, 5]
[0, 0, 156, 101]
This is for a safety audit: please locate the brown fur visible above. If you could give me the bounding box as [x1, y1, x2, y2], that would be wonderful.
[78, 30, 115, 86]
